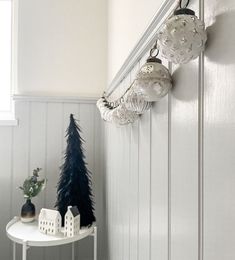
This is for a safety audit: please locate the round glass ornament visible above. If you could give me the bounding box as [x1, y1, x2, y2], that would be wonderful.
[134, 57, 172, 102]
[112, 104, 138, 125]
[125, 89, 151, 114]
[157, 8, 207, 64]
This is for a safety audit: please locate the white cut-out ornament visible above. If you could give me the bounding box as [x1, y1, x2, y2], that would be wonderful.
[157, 8, 207, 64]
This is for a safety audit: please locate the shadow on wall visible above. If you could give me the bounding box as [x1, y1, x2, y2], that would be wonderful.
[171, 62, 198, 102]
[151, 98, 168, 115]
[205, 11, 235, 64]
[169, 10, 235, 102]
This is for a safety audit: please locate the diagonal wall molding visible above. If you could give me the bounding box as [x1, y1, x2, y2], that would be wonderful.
[106, 0, 179, 96]
[13, 94, 98, 104]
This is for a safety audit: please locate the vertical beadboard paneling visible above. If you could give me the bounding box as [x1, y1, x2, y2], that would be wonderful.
[204, 1, 235, 260]
[129, 63, 140, 260]
[79, 104, 95, 172]
[0, 127, 13, 260]
[170, 61, 198, 260]
[121, 77, 131, 260]
[122, 125, 131, 260]
[129, 119, 139, 260]
[12, 101, 30, 217]
[138, 110, 151, 260]
[107, 123, 115, 260]
[105, 123, 112, 260]
[28, 102, 47, 211]
[28, 102, 47, 260]
[94, 107, 105, 260]
[151, 97, 169, 260]
[11, 101, 30, 259]
[77, 104, 95, 260]
[45, 103, 63, 209]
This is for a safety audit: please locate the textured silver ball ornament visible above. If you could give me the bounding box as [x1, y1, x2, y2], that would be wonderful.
[157, 8, 207, 64]
[134, 57, 172, 102]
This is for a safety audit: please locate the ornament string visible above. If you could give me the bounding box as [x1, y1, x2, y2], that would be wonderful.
[149, 41, 159, 59]
[179, 0, 190, 9]
[103, 40, 161, 109]
[102, 0, 191, 104]
[103, 81, 135, 109]
[105, 0, 183, 100]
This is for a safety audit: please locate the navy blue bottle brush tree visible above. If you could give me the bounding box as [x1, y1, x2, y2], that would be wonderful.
[55, 114, 96, 227]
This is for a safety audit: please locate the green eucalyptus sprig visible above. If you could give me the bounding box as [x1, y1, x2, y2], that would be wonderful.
[19, 168, 47, 200]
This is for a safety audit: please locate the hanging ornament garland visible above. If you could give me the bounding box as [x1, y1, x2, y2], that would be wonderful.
[97, 47, 171, 125]
[157, 0, 207, 64]
[97, 0, 207, 125]
[112, 104, 138, 125]
[96, 89, 139, 125]
[97, 43, 172, 125]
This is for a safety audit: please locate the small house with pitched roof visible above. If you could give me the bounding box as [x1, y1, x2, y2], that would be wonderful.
[64, 206, 80, 237]
[38, 208, 62, 235]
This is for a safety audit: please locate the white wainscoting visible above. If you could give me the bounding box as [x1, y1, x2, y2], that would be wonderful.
[103, 0, 235, 260]
[0, 96, 104, 260]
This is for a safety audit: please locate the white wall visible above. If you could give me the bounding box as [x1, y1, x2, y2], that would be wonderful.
[0, 98, 104, 260]
[107, 0, 163, 83]
[204, 0, 235, 259]
[17, 0, 107, 97]
[104, 0, 235, 260]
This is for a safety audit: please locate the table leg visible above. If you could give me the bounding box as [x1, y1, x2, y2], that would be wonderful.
[13, 242, 16, 260]
[22, 241, 27, 260]
[72, 242, 75, 260]
[94, 227, 97, 260]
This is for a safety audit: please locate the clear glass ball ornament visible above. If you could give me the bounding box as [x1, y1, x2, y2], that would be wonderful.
[125, 89, 152, 114]
[157, 8, 207, 64]
[112, 104, 138, 125]
[134, 57, 172, 102]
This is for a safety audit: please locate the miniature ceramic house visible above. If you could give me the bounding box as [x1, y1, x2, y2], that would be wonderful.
[64, 206, 80, 237]
[38, 208, 62, 235]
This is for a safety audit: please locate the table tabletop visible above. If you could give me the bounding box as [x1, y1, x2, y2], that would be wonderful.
[6, 217, 95, 247]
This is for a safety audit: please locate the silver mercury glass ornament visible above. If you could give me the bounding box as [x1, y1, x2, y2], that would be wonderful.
[134, 52, 172, 102]
[157, 7, 207, 64]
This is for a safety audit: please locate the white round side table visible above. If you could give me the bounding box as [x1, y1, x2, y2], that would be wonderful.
[6, 217, 97, 260]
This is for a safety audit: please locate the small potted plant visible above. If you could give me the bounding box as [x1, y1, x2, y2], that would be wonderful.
[19, 168, 46, 222]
